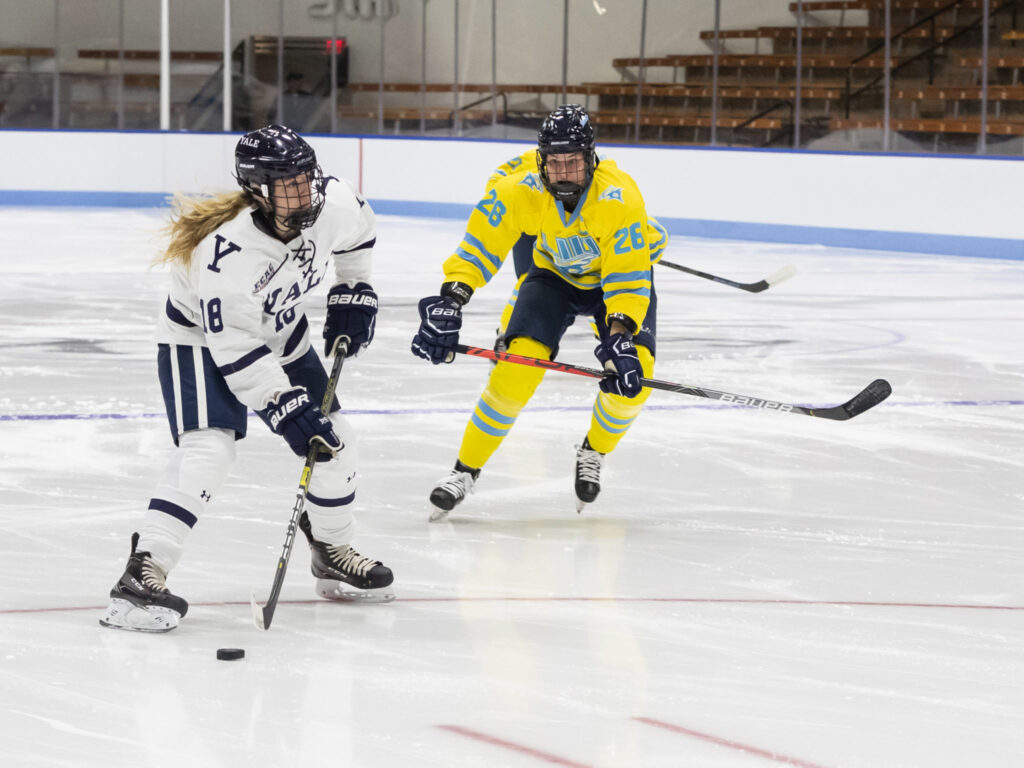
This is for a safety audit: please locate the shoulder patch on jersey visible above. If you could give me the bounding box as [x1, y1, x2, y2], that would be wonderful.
[253, 259, 287, 293]
[598, 186, 625, 204]
[518, 172, 544, 193]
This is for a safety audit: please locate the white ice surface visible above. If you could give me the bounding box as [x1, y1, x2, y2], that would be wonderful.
[0, 208, 1022, 768]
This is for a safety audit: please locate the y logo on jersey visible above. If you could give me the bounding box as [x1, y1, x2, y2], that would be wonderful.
[518, 172, 544, 193]
[598, 186, 624, 203]
[208, 235, 241, 273]
[554, 234, 600, 275]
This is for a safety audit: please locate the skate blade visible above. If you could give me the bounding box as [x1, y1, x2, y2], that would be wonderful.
[315, 579, 395, 604]
[428, 505, 451, 522]
[575, 499, 588, 514]
[98, 598, 180, 633]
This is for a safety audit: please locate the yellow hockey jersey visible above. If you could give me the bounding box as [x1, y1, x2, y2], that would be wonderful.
[443, 156, 667, 329]
[487, 149, 538, 184]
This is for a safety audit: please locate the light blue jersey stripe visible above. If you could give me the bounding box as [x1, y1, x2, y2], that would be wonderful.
[603, 286, 651, 300]
[463, 233, 502, 270]
[456, 248, 497, 279]
[602, 269, 651, 287]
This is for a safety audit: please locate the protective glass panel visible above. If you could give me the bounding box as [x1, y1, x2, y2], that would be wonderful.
[101, 0, 161, 130]
[566, 0, 645, 145]
[625, 0, 720, 146]
[784, 0, 1014, 155]
[345, 0, 407, 136]
[705, 0, 821, 150]
[166, 1, 224, 132]
[276, 0, 346, 135]
[0, 0, 59, 129]
[486, 0, 565, 141]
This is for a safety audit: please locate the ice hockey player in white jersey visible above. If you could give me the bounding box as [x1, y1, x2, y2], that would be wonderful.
[100, 124, 394, 633]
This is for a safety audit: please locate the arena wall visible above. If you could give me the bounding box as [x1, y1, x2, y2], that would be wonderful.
[1, 129, 1021, 258]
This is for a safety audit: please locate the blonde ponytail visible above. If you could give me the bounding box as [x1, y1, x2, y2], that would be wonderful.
[157, 191, 252, 268]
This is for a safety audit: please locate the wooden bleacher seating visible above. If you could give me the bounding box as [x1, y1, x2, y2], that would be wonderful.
[0, 47, 55, 59]
[7, 0, 1024, 145]
[790, 1, 988, 11]
[77, 49, 222, 62]
[831, 116, 1024, 134]
[611, 54, 901, 70]
[700, 26, 957, 42]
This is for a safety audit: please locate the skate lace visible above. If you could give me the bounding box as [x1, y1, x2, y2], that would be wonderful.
[575, 446, 604, 484]
[140, 558, 169, 593]
[327, 545, 378, 578]
[436, 470, 475, 501]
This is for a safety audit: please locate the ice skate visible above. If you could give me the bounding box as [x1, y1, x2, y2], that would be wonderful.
[99, 533, 188, 632]
[574, 437, 605, 513]
[298, 512, 395, 603]
[428, 460, 480, 521]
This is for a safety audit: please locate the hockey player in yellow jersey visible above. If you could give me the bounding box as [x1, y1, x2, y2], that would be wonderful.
[485, 149, 667, 346]
[411, 104, 668, 518]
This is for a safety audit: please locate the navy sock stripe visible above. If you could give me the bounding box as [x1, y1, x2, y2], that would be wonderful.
[148, 498, 198, 528]
[306, 490, 355, 508]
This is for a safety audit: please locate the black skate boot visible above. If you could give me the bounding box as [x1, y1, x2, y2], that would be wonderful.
[99, 533, 188, 632]
[574, 437, 606, 513]
[428, 459, 480, 522]
[298, 512, 395, 602]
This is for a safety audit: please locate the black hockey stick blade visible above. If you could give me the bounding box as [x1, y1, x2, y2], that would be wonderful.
[808, 378, 893, 421]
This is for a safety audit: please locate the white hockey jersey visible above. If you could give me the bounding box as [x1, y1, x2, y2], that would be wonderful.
[157, 178, 376, 412]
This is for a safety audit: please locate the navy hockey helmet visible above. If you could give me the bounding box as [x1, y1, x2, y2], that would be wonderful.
[536, 104, 598, 203]
[234, 124, 326, 231]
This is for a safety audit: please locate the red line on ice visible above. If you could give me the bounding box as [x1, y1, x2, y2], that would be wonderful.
[437, 724, 592, 767]
[3, 596, 1022, 615]
[634, 717, 834, 768]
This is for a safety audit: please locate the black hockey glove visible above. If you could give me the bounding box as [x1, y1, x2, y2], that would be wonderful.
[594, 333, 644, 398]
[324, 282, 378, 357]
[411, 295, 462, 364]
[257, 387, 341, 461]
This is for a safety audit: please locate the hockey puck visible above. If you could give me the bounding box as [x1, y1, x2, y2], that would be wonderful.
[216, 648, 245, 661]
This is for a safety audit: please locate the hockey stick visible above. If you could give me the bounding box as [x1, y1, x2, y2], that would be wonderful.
[251, 338, 349, 631]
[454, 344, 891, 421]
[658, 258, 797, 293]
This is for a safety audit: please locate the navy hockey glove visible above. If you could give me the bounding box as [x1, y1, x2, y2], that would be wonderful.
[594, 333, 644, 398]
[411, 295, 462, 364]
[324, 282, 378, 357]
[258, 388, 341, 461]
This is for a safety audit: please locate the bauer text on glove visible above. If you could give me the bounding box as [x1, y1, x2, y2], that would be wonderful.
[411, 295, 462, 364]
[324, 282, 377, 357]
[258, 387, 342, 461]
